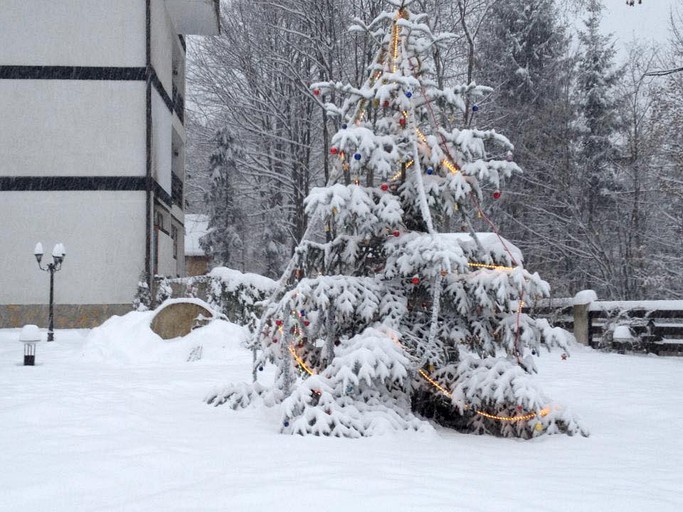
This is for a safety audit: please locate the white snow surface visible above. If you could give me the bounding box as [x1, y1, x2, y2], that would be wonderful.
[443, 232, 523, 265]
[208, 266, 277, 293]
[574, 289, 598, 305]
[2, 323, 683, 511]
[184, 214, 209, 257]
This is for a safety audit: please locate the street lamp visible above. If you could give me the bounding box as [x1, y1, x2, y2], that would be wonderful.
[34, 242, 66, 342]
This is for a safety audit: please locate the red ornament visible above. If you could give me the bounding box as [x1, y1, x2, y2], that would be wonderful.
[392, 230, 400, 237]
[313, 89, 320, 96]
[411, 276, 420, 285]
[383, 100, 390, 108]
[304, 320, 310, 327]
[380, 183, 389, 191]
[330, 147, 339, 155]
[275, 319, 283, 326]
[492, 190, 501, 200]
[272, 338, 278, 343]
[517, 405, 523, 411]
[399, 118, 406, 127]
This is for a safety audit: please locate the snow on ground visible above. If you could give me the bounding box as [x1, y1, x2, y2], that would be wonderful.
[1, 320, 682, 511]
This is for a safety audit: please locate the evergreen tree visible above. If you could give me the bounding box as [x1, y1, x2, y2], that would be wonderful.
[200, 129, 247, 268]
[208, 0, 586, 439]
[571, 0, 625, 294]
[475, 0, 577, 296]
[575, 0, 623, 227]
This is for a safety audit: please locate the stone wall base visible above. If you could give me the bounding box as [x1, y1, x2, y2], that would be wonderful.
[0, 304, 133, 329]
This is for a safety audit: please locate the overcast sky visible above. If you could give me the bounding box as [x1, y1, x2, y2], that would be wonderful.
[600, 0, 679, 55]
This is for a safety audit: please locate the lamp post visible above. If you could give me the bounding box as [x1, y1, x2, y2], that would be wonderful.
[34, 242, 66, 342]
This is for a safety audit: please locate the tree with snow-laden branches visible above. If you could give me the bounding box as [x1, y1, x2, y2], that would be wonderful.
[207, 0, 587, 439]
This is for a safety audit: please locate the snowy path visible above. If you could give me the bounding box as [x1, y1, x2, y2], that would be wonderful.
[1, 328, 682, 511]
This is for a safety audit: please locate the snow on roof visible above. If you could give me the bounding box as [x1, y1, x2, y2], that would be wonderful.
[184, 214, 209, 257]
[164, 0, 220, 35]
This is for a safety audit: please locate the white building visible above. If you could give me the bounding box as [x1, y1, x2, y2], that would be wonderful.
[184, 214, 210, 276]
[0, 0, 220, 327]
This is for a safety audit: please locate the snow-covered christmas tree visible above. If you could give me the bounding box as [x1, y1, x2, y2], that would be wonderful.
[208, 0, 587, 439]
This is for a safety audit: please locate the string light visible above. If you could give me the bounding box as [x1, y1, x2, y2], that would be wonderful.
[441, 159, 459, 175]
[414, 127, 458, 174]
[416, 127, 427, 143]
[289, 345, 315, 376]
[418, 369, 550, 423]
[391, 17, 400, 73]
[468, 262, 514, 271]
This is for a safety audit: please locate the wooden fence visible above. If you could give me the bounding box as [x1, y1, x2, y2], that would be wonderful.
[527, 297, 683, 356]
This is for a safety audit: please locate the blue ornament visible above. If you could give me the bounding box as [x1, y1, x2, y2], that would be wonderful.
[346, 385, 354, 394]
[472, 104, 479, 112]
[405, 91, 413, 98]
[300, 309, 306, 316]
[353, 153, 362, 161]
[342, 123, 348, 129]
[283, 420, 290, 427]
[426, 167, 434, 175]
[258, 366, 264, 372]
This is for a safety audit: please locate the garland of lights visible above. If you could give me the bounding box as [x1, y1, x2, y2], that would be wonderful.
[280, 311, 550, 424]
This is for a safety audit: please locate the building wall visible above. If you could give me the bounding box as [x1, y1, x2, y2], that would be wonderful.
[0, 0, 198, 326]
[150, 0, 187, 279]
[0, 0, 145, 67]
[0, 81, 146, 177]
[0, 191, 147, 306]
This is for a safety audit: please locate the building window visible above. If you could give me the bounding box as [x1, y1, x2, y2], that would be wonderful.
[171, 225, 178, 260]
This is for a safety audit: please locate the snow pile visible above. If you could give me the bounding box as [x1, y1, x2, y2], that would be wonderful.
[574, 289, 598, 305]
[82, 311, 249, 365]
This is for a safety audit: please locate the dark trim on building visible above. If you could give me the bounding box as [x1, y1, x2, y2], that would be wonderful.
[0, 176, 146, 192]
[145, 0, 153, 292]
[0, 176, 171, 203]
[149, 70, 174, 116]
[0, 65, 182, 123]
[178, 35, 186, 52]
[0, 66, 146, 81]
[153, 181, 172, 206]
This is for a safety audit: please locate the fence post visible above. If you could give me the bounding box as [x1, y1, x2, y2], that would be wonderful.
[573, 290, 597, 345]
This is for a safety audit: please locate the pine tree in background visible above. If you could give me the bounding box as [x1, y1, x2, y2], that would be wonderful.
[208, 0, 587, 439]
[575, 0, 623, 227]
[475, 0, 577, 296]
[572, 0, 625, 294]
[200, 129, 247, 268]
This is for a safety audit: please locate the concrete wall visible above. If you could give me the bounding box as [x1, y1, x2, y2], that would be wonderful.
[0, 304, 132, 329]
[152, 91, 173, 195]
[0, 0, 145, 67]
[0, 81, 146, 177]
[151, 0, 176, 95]
[0, 191, 147, 305]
